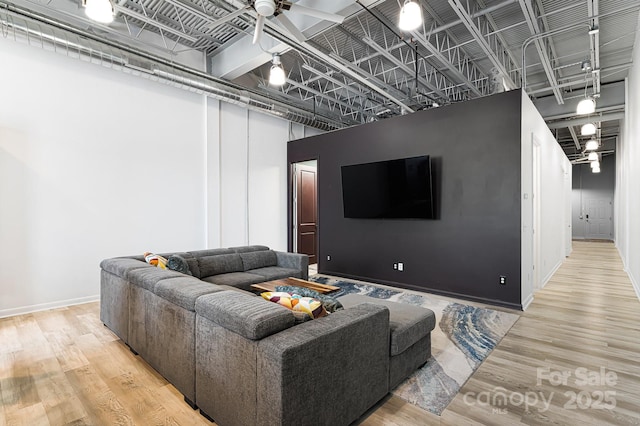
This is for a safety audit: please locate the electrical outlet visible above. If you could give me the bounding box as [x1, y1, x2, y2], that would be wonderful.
[499, 275, 506, 285]
[327, 255, 331, 261]
[393, 263, 398, 270]
[398, 262, 404, 271]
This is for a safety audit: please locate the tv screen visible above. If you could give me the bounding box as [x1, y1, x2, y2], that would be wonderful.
[341, 155, 435, 219]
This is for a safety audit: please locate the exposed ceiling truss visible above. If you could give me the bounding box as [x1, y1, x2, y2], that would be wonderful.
[1, 0, 638, 159]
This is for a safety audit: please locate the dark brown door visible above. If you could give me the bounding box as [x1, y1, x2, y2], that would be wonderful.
[296, 164, 317, 264]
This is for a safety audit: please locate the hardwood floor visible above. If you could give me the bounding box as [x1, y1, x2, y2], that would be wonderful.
[1, 241, 638, 425]
[363, 241, 640, 425]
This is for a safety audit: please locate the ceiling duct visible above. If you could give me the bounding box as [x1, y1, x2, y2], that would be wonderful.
[0, 3, 342, 132]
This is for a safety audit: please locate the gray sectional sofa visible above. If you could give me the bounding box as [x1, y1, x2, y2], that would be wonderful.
[100, 244, 436, 426]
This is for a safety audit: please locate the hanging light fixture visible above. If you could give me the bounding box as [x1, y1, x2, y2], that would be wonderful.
[577, 97, 596, 115]
[587, 151, 598, 161]
[592, 166, 601, 173]
[83, 0, 114, 24]
[585, 138, 599, 150]
[590, 160, 600, 169]
[398, 1, 423, 31]
[269, 54, 286, 86]
[581, 123, 597, 136]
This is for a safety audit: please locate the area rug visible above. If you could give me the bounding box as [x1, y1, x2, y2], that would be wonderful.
[310, 275, 520, 415]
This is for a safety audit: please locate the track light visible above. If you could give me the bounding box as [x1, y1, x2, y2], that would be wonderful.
[269, 54, 285, 86]
[585, 138, 599, 151]
[83, 0, 114, 24]
[588, 25, 599, 35]
[581, 123, 596, 136]
[587, 152, 598, 161]
[577, 98, 596, 115]
[580, 60, 592, 72]
[398, 1, 422, 31]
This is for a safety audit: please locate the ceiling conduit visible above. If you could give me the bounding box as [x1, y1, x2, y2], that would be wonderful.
[0, 2, 343, 132]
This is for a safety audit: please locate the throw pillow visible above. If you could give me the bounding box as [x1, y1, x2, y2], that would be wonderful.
[261, 292, 328, 320]
[144, 252, 168, 269]
[275, 285, 344, 313]
[167, 254, 192, 275]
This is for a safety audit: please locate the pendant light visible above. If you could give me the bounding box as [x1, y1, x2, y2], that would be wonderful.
[585, 138, 599, 151]
[269, 54, 286, 86]
[587, 152, 598, 161]
[398, 1, 422, 31]
[84, 0, 114, 24]
[576, 98, 596, 115]
[581, 123, 596, 136]
[592, 166, 601, 173]
[590, 160, 600, 169]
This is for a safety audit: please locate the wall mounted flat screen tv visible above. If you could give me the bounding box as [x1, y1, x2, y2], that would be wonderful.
[341, 155, 435, 219]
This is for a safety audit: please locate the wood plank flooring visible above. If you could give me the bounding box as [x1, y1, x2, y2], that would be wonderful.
[1, 241, 638, 425]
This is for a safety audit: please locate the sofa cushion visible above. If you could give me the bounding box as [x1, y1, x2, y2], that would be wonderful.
[100, 258, 151, 277]
[198, 254, 243, 277]
[240, 251, 277, 271]
[338, 294, 436, 356]
[155, 277, 223, 311]
[201, 272, 265, 289]
[127, 268, 185, 292]
[187, 248, 235, 258]
[195, 290, 294, 340]
[248, 266, 302, 281]
[230, 245, 269, 253]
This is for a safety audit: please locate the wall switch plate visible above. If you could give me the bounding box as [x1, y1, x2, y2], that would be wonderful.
[393, 263, 398, 270]
[499, 275, 506, 285]
[398, 262, 404, 271]
[327, 255, 331, 261]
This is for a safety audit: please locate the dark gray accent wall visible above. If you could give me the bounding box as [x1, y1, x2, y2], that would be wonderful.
[288, 90, 523, 308]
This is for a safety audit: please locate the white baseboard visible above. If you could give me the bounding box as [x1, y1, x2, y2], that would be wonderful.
[0, 295, 99, 319]
[522, 293, 534, 310]
[625, 267, 640, 301]
[541, 259, 563, 289]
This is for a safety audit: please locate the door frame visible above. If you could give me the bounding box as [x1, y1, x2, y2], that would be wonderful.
[288, 158, 319, 258]
[532, 135, 541, 291]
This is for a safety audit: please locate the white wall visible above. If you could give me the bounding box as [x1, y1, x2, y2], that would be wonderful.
[0, 38, 207, 316]
[205, 102, 292, 250]
[521, 91, 572, 309]
[616, 24, 640, 299]
[0, 38, 312, 316]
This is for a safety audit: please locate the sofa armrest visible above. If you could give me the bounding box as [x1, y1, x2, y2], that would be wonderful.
[274, 251, 309, 280]
[256, 303, 390, 426]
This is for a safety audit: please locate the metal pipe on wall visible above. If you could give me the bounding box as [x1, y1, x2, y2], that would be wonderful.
[0, 2, 343, 132]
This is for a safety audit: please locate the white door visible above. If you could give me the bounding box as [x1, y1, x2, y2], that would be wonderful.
[585, 198, 612, 240]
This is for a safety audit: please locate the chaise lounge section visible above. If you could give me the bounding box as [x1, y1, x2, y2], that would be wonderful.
[195, 290, 391, 426]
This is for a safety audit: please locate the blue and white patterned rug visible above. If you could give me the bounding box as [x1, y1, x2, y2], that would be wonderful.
[311, 275, 520, 416]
